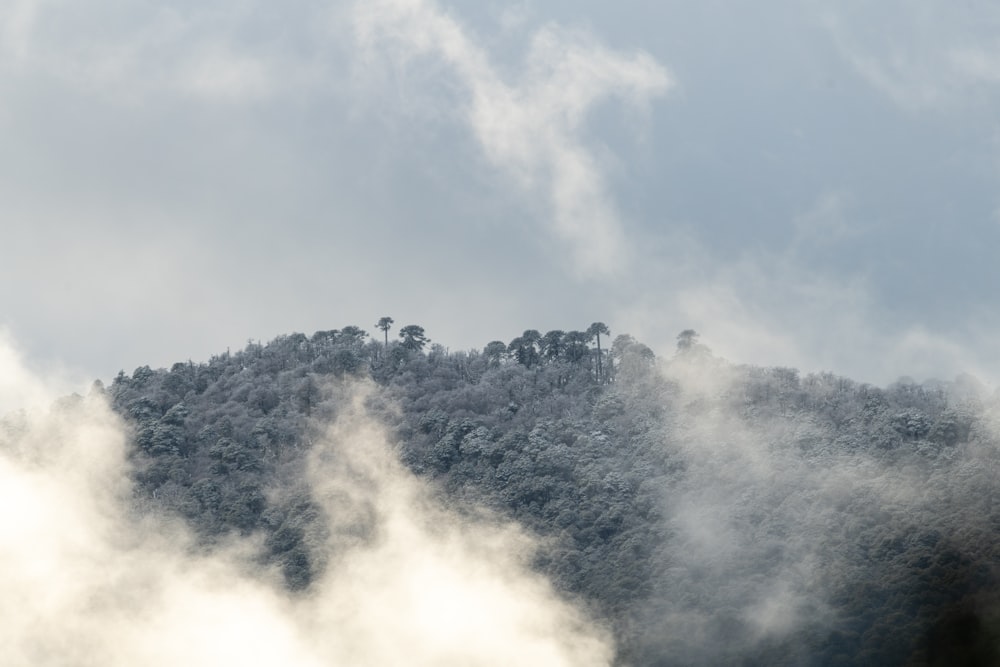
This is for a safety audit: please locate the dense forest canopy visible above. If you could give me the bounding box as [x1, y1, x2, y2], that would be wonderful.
[32, 322, 1000, 665]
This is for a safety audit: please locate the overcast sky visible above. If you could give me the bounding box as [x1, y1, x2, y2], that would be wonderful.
[3, 0, 1000, 388]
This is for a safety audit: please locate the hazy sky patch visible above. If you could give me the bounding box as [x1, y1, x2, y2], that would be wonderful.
[353, 0, 670, 276]
[3, 0, 1000, 386]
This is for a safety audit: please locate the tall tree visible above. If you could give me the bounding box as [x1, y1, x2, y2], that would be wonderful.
[376, 317, 394, 348]
[483, 341, 508, 367]
[339, 326, 368, 343]
[587, 322, 610, 382]
[676, 329, 698, 351]
[563, 331, 589, 364]
[399, 325, 429, 351]
[541, 330, 566, 361]
[508, 330, 541, 368]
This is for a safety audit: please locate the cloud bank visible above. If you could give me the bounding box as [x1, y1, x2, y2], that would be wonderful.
[626, 351, 1000, 662]
[0, 341, 612, 666]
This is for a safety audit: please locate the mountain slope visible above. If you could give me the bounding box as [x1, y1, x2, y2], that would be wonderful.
[107, 326, 1000, 666]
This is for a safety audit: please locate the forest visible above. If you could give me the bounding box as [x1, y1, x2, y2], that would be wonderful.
[96, 321, 1000, 665]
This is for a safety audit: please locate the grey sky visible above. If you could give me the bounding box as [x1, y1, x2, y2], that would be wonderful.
[3, 0, 1000, 388]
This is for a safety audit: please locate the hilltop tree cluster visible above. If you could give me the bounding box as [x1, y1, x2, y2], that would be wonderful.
[101, 321, 1000, 666]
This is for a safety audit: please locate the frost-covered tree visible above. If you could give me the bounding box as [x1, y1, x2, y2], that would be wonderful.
[587, 322, 610, 382]
[376, 316, 394, 347]
[398, 324, 429, 351]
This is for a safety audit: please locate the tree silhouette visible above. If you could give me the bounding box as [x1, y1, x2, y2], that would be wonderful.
[483, 341, 508, 367]
[376, 317, 394, 348]
[399, 325, 429, 351]
[587, 322, 610, 382]
[339, 326, 368, 342]
[508, 330, 541, 367]
[541, 330, 566, 361]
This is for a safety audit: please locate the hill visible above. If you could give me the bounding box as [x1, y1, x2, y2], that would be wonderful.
[105, 324, 1000, 665]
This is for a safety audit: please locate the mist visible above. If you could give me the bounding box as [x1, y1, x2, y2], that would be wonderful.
[0, 341, 613, 667]
[7, 317, 1000, 665]
[625, 349, 1000, 664]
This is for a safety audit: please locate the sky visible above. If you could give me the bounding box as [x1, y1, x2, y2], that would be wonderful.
[3, 0, 1000, 389]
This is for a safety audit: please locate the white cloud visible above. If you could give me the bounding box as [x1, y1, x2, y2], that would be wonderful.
[643, 347, 996, 659]
[949, 45, 1000, 86]
[353, 0, 671, 276]
[0, 0, 39, 62]
[0, 328, 85, 414]
[0, 2, 327, 104]
[613, 222, 1000, 387]
[0, 340, 613, 666]
[823, 3, 1000, 110]
[175, 47, 275, 101]
[791, 191, 861, 248]
[303, 387, 614, 665]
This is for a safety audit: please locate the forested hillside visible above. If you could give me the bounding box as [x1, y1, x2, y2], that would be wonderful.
[105, 323, 1000, 666]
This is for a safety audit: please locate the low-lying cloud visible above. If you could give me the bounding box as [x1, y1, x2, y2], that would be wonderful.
[611, 210, 1000, 387]
[630, 351, 1000, 663]
[0, 341, 612, 666]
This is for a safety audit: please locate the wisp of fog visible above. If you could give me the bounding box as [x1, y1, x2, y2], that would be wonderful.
[0, 339, 613, 667]
[630, 350, 1000, 664]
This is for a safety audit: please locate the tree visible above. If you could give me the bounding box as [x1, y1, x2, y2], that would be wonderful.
[611, 334, 655, 378]
[484, 341, 508, 367]
[563, 331, 590, 364]
[541, 330, 565, 361]
[376, 317, 394, 348]
[339, 326, 368, 343]
[508, 330, 541, 368]
[675, 329, 711, 359]
[310, 330, 339, 349]
[587, 322, 610, 382]
[399, 325, 429, 351]
[676, 329, 699, 352]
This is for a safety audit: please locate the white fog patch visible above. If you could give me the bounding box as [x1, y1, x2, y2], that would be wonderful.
[612, 219, 1000, 386]
[302, 388, 614, 666]
[823, 2, 1000, 110]
[613, 242, 879, 380]
[949, 46, 1000, 86]
[742, 574, 816, 640]
[0, 2, 321, 103]
[0, 328, 84, 414]
[353, 0, 670, 276]
[0, 0, 39, 62]
[635, 350, 1000, 660]
[175, 48, 275, 102]
[0, 341, 612, 666]
[790, 191, 862, 248]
